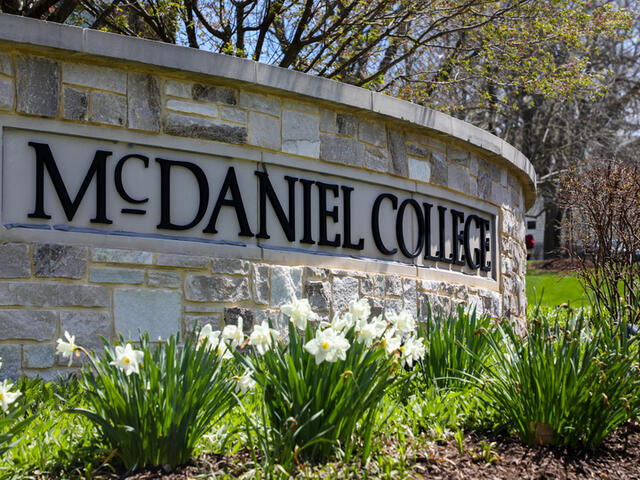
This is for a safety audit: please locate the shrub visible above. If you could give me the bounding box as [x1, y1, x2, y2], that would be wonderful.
[416, 303, 497, 390]
[474, 312, 640, 446]
[69, 331, 237, 471]
[237, 298, 418, 470]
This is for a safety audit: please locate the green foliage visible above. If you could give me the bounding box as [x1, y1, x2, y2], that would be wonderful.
[238, 321, 397, 470]
[526, 269, 587, 308]
[71, 331, 237, 471]
[474, 311, 640, 446]
[416, 303, 497, 390]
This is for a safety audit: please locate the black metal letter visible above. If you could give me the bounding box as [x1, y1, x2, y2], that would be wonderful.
[479, 217, 492, 271]
[115, 154, 149, 215]
[423, 202, 440, 261]
[27, 142, 112, 224]
[436, 205, 452, 264]
[204, 166, 253, 237]
[372, 193, 398, 255]
[255, 171, 297, 241]
[464, 214, 481, 270]
[316, 181, 341, 247]
[156, 158, 209, 231]
[300, 179, 315, 244]
[450, 209, 466, 266]
[341, 186, 364, 250]
[396, 199, 424, 258]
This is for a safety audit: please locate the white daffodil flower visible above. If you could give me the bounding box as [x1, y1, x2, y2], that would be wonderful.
[222, 317, 245, 348]
[400, 336, 426, 367]
[281, 298, 317, 331]
[56, 331, 79, 367]
[216, 340, 233, 360]
[387, 310, 416, 336]
[236, 371, 257, 394]
[304, 327, 350, 365]
[249, 321, 278, 355]
[110, 343, 144, 376]
[356, 315, 387, 347]
[349, 298, 371, 324]
[198, 324, 221, 351]
[331, 312, 356, 334]
[0, 379, 20, 413]
[381, 329, 402, 356]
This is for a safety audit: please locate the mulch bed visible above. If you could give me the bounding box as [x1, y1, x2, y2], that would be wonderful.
[529, 257, 591, 273]
[111, 422, 640, 479]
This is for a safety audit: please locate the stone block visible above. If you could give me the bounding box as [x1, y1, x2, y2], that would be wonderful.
[0, 243, 30, 278]
[448, 164, 470, 193]
[61, 311, 111, 351]
[165, 79, 192, 98]
[320, 109, 335, 133]
[336, 113, 357, 137]
[477, 171, 491, 201]
[248, 112, 281, 150]
[91, 91, 126, 126]
[147, 270, 181, 288]
[384, 298, 404, 316]
[62, 62, 126, 93]
[224, 307, 254, 332]
[91, 248, 152, 264]
[90, 267, 144, 284]
[239, 91, 280, 116]
[407, 143, 432, 159]
[385, 276, 403, 297]
[304, 280, 331, 311]
[211, 258, 249, 275]
[0, 77, 13, 111]
[184, 314, 222, 335]
[0, 282, 109, 307]
[359, 119, 386, 147]
[491, 182, 508, 206]
[252, 264, 269, 305]
[448, 147, 469, 167]
[387, 129, 407, 176]
[16, 56, 59, 117]
[63, 87, 88, 121]
[270, 266, 303, 308]
[0, 310, 57, 341]
[0, 345, 21, 379]
[114, 288, 181, 340]
[0, 52, 11, 75]
[408, 157, 431, 183]
[221, 106, 247, 123]
[430, 150, 448, 186]
[424, 294, 453, 318]
[164, 113, 247, 144]
[128, 73, 161, 131]
[361, 274, 385, 298]
[331, 276, 359, 313]
[34, 244, 87, 279]
[192, 84, 237, 105]
[365, 146, 389, 172]
[283, 99, 317, 113]
[23, 344, 55, 369]
[303, 267, 329, 280]
[157, 253, 209, 268]
[479, 157, 501, 181]
[319, 134, 364, 167]
[166, 99, 218, 118]
[282, 109, 320, 158]
[364, 296, 384, 319]
[185, 275, 250, 302]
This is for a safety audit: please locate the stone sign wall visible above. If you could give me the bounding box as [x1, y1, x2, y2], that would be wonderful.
[0, 14, 535, 379]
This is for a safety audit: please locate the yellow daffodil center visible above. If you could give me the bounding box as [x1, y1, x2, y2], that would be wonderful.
[381, 339, 386, 347]
[321, 341, 329, 350]
[0, 393, 4, 401]
[123, 356, 130, 364]
[400, 346, 405, 353]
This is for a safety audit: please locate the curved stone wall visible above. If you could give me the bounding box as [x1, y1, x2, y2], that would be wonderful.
[0, 14, 534, 378]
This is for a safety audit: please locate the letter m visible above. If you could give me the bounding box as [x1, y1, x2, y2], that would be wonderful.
[27, 142, 112, 224]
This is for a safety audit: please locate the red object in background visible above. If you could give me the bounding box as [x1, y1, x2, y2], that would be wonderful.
[525, 234, 534, 250]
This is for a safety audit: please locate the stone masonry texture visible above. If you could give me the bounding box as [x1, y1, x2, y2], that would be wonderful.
[0, 42, 529, 379]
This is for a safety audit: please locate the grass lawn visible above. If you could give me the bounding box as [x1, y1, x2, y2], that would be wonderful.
[526, 268, 588, 308]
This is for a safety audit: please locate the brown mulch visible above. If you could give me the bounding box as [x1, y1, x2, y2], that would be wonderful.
[529, 257, 592, 273]
[419, 422, 640, 480]
[109, 422, 640, 479]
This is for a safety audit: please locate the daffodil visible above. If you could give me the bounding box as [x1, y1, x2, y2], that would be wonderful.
[249, 321, 278, 355]
[222, 317, 245, 347]
[56, 330, 79, 367]
[387, 310, 415, 336]
[281, 298, 317, 330]
[356, 315, 387, 347]
[198, 324, 221, 351]
[0, 379, 20, 413]
[110, 343, 144, 376]
[349, 298, 371, 323]
[236, 371, 257, 394]
[381, 329, 402, 356]
[216, 340, 233, 360]
[400, 336, 426, 367]
[304, 327, 350, 364]
[331, 312, 356, 334]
